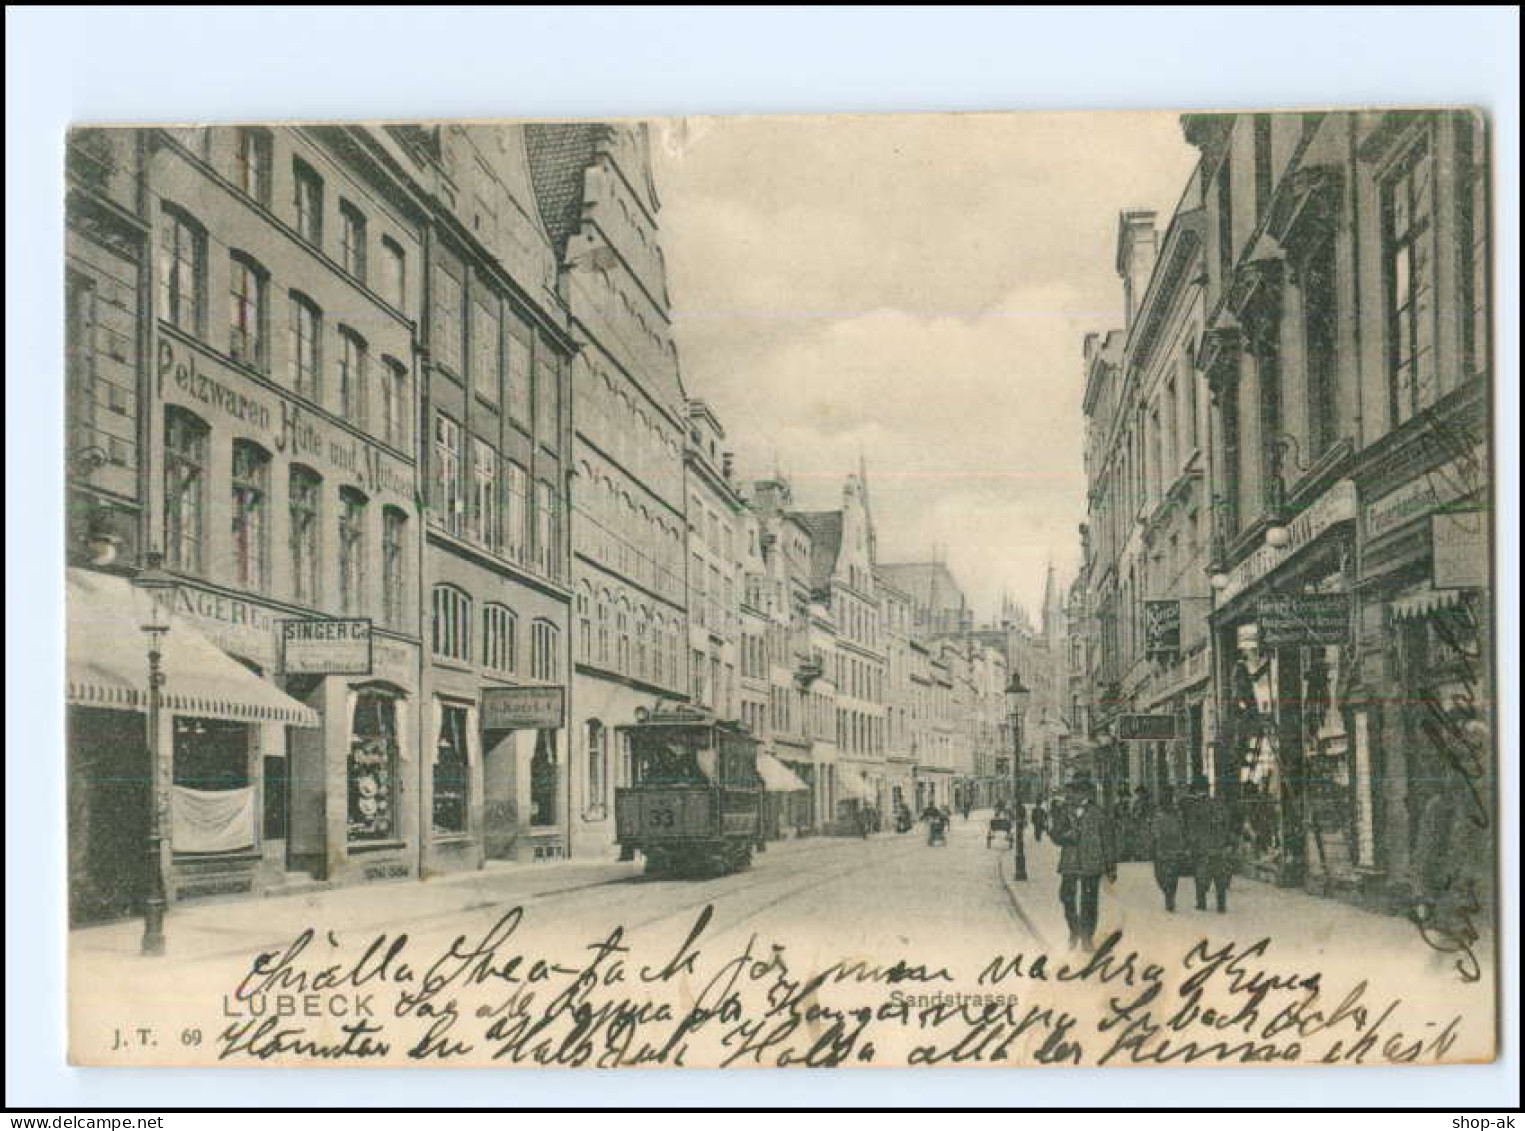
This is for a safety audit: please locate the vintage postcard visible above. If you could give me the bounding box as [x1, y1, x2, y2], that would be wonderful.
[63, 109, 1498, 1068]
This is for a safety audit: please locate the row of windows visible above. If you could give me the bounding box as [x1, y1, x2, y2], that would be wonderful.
[573, 359, 683, 498]
[214, 129, 408, 309]
[159, 206, 412, 451]
[573, 583, 684, 691]
[432, 255, 561, 455]
[431, 583, 561, 681]
[432, 413, 562, 581]
[832, 591, 880, 649]
[836, 708, 886, 757]
[163, 406, 409, 626]
[575, 460, 685, 602]
[833, 651, 885, 704]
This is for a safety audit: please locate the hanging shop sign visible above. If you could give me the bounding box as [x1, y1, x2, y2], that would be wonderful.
[1145, 600, 1182, 658]
[481, 685, 566, 731]
[1118, 714, 1178, 741]
[1432, 509, 1489, 590]
[1256, 593, 1351, 647]
[281, 618, 374, 675]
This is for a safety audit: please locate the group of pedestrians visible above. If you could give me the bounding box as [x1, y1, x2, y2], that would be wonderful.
[1045, 772, 1238, 951]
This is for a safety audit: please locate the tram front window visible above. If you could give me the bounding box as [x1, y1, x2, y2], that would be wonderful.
[629, 728, 713, 786]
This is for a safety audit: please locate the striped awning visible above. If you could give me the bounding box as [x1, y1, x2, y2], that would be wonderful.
[756, 752, 809, 793]
[67, 569, 321, 727]
[1389, 585, 1466, 622]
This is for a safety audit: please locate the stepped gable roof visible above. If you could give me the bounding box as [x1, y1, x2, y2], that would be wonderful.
[791, 510, 844, 593]
[524, 123, 606, 255]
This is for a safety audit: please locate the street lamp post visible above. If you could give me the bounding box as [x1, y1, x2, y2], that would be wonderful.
[132, 551, 178, 957]
[1006, 672, 1032, 882]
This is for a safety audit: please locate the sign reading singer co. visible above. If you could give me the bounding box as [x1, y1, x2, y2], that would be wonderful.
[281, 618, 374, 675]
[481, 685, 566, 731]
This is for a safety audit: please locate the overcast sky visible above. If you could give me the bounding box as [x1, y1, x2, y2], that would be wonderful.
[652, 111, 1198, 623]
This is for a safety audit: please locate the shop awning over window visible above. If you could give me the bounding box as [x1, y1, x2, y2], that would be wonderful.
[835, 761, 876, 802]
[1389, 585, 1466, 622]
[756, 751, 809, 792]
[66, 568, 321, 727]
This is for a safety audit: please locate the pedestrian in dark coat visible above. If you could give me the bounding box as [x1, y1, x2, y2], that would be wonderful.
[1181, 775, 1235, 912]
[1149, 787, 1189, 912]
[1049, 775, 1115, 950]
[1031, 801, 1048, 843]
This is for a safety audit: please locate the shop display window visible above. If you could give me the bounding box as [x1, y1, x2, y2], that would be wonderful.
[349, 691, 399, 842]
[433, 703, 470, 835]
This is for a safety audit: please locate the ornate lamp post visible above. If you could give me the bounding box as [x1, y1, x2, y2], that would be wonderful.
[1006, 672, 1032, 882]
[131, 551, 178, 956]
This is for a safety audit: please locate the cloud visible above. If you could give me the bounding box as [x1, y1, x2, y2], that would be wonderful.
[654, 110, 1198, 616]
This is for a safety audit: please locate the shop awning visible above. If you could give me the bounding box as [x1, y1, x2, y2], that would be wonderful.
[1389, 585, 1466, 622]
[835, 761, 876, 802]
[756, 752, 809, 793]
[67, 569, 320, 727]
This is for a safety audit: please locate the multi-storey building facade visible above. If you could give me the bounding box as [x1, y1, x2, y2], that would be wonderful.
[527, 123, 690, 860]
[67, 125, 431, 920]
[1078, 188, 1214, 814]
[1076, 110, 1492, 917]
[794, 474, 888, 829]
[751, 479, 823, 830]
[684, 401, 744, 722]
[876, 572, 919, 817]
[385, 124, 577, 871]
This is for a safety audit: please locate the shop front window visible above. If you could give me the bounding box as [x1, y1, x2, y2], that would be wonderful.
[586, 720, 607, 818]
[171, 716, 255, 856]
[530, 729, 558, 827]
[433, 703, 470, 835]
[348, 691, 398, 843]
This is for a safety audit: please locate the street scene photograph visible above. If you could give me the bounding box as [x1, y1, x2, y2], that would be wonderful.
[57, 106, 1499, 1070]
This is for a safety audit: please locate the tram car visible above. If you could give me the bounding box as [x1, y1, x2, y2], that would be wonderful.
[615, 705, 765, 877]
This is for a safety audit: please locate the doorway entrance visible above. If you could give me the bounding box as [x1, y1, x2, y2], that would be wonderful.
[68, 707, 149, 926]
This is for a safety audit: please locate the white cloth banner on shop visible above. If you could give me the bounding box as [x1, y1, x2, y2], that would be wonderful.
[170, 786, 256, 853]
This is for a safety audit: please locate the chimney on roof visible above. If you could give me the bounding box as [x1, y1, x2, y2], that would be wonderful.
[722, 451, 735, 481]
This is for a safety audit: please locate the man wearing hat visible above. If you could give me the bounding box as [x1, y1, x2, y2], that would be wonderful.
[1048, 773, 1115, 950]
[1181, 774, 1236, 912]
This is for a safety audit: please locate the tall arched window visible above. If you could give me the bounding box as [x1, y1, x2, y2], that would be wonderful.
[163, 406, 209, 574]
[634, 607, 649, 680]
[228, 252, 268, 370]
[482, 603, 517, 674]
[338, 326, 369, 427]
[431, 583, 472, 662]
[381, 506, 408, 629]
[597, 590, 611, 666]
[337, 486, 369, 616]
[288, 464, 322, 605]
[576, 583, 592, 662]
[231, 439, 271, 592]
[288, 291, 323, 401]
[158, 204, 206, 336]
[615, 598, 631, 673]
[530, 619, 560, 682]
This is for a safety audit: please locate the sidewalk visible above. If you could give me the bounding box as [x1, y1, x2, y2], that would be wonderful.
[1001, 831, 1496, 985]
